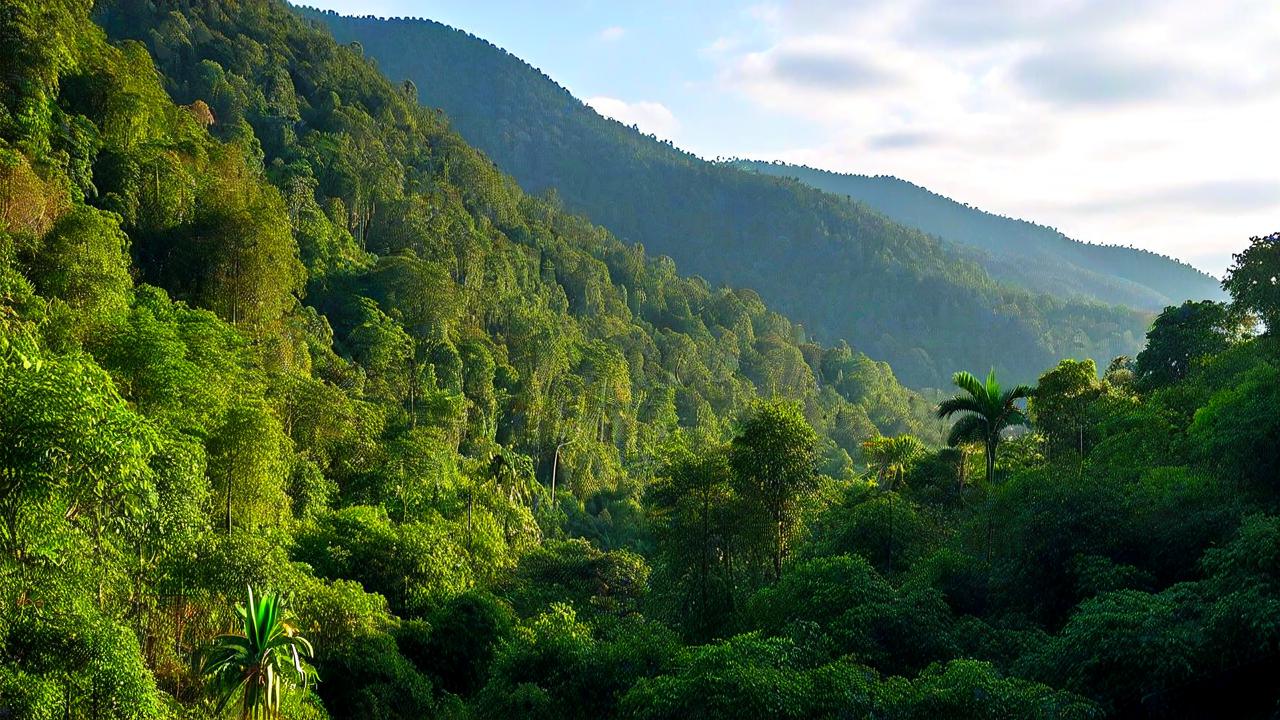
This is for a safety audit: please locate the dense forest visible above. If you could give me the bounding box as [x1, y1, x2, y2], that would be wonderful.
[3, 0, 1280, 719]
[303, 9, 1159, 388]
[731, 160, 1223, 312]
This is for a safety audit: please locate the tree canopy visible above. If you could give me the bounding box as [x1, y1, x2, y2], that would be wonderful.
[2, 0, 1278, 718]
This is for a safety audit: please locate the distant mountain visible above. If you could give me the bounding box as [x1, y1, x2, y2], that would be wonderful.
[730, 160, 1224, 311]
[302, 8, 1151, 386]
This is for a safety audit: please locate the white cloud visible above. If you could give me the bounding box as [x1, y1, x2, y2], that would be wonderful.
[598, 25, 626, 42]
[585, 96, 680, 140]
[702, 36, 739, 56]
[709, 0, 1280, 275]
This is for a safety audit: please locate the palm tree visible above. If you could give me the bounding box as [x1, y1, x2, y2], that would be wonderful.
[861, 435, 925, 491]
[936, 370, 1032, 484]
[860, 434, 924, 572]
[201, 587, 317, 719]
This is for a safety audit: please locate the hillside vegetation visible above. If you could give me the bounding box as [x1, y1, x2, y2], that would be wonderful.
[3, 0, 1280, 718]
[732, 160, 1223, 311]
[304, 8, 1151, 387]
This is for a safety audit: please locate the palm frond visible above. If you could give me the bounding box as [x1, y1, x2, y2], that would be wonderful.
[1003, 409, 1029, 429]
[937, 396, 983, 418]
[984, 368, 1001, 401]
[1002, 384, 1034, 405]
[886, 435, 925, 462]
[946, 413, 987, 447]
[952, 371, 985, 400]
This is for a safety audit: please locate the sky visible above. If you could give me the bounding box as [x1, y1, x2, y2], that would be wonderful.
[303, 0, 1280, 277]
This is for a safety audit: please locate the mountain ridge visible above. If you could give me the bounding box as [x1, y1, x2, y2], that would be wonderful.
[299, 7, 1150, 387]
[730, 159, 1224, 310]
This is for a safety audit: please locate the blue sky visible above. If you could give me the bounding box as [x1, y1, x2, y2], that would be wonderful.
[300, 0, 1280, 276]
[301, 1, 815, 156]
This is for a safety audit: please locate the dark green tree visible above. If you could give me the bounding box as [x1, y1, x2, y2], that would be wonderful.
[650, 433, 736, 638]
[1222, 232, 1280, 332]
[1133, 301, 1249, 388]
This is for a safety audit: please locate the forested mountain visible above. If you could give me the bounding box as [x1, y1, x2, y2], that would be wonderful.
[6, 0, 1280, 718]
[302, 9, 1150, 388]
[2, 0, 932, 713]
[732, 160, 1224, 311]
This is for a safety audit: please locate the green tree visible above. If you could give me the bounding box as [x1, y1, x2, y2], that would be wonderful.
[858, 435, 925, 573]
[314, 632, 434, 719]
[730, 400, 818, 581]
[208, 404, 292, 535]
[201, 586, 318, 719]
[507, 538, 651, 619]
[1189, 363, 1280, 489]
[1, 601, 167, 720]
[0, 342, 158, 604]
[1133, 301, 1249, 388]
[1222, 232, 1280, 332]
[396, 590, 515, 696]
[812, 490, 939, 576]
[136, 145, 305, 349]
[26, 206, 133, 336]
[746, 553, 954, 674]
[936, 370, 1031, 483]
[1029, 359, 1104, 458]
[650, 434, 736, 638]
[344, 297, 415, 406]
[860, 434, 925, 491]
[295, 506, 476, 617]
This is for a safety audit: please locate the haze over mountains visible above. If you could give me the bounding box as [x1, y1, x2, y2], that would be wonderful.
[303, 8, 1218, 387]
[731, 161, 1225, 312]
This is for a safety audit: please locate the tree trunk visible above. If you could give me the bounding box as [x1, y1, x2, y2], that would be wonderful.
[773, 512, 784, 581]
[886, 488, 895, 573]
[699, 490, 709, 632]
[225, 465, 234, 536]
[551, 446, 560, 498]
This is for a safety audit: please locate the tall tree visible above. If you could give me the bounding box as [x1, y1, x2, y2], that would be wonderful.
[26, 206, 133, 336]
[729, 400, 818, 581]
[1030, 359, 1104, 458]
[651, 434, 736, 639]
[0, 343, 158, 603]
[936, 370, 1031, 483]
[208, 404, 291, 535]
[860, 434, 924, 572]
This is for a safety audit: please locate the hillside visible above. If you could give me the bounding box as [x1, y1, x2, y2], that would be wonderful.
[732, 160, 1224, 311]
[6, 1, 1280, 719]
[302, 8, 1150, 387]
[0, 0, 933, 712]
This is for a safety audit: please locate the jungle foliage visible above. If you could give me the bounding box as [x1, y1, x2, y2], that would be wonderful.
[1, 1, 1278, 718]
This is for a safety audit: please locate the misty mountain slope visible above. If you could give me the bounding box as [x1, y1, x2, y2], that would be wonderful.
[301, 8, 1149, 387]
[731, 160, 1224, 311]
